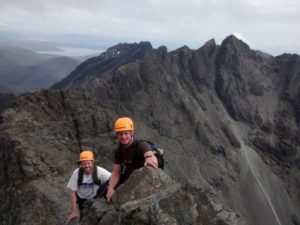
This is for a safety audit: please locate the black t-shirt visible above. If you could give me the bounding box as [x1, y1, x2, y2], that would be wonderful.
[114, 140, 152, 182]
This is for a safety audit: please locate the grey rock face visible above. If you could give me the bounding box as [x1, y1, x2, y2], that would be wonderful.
[0, 35, 299, 225]
[0, 90, 115, 225]
[81, 167, 248, 225]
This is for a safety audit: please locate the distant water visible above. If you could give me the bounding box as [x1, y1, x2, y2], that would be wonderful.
[35, 47, 103, 57]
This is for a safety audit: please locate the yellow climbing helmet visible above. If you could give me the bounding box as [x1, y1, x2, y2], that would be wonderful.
[79, 150, 94, 162]
[114, 117, 134, 132]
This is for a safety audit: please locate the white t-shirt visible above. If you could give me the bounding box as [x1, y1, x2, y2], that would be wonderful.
[67, 166, 111, 199]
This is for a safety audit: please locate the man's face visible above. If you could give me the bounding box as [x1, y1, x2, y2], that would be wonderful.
[80, 160, 93, 174]
[117, 130, 133, 145]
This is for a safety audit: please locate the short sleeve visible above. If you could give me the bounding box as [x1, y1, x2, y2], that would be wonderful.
[97, 167, 111, 183]
[66, 168, 79, 191]
[138, 141, 152, 156]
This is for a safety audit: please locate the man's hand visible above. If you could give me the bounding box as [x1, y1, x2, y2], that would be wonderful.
[144, 155, 158, 168]
[65, 210, 79, 224]
[106, 187, 115, 203]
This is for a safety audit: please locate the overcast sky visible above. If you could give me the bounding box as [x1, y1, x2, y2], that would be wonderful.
[0, 0, 299, 55]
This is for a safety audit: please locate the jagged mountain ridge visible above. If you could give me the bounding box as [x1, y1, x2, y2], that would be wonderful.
[51, 41, 153, 89]
[0, 35, 299, 225]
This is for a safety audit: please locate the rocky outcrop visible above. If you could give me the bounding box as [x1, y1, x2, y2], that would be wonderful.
[80, 167, 249, 225]
[0, 90, 116, 225]
[0, 35, 299, 225]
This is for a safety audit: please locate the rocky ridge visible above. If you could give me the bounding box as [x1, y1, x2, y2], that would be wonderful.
[52, 42, 153, 90]
[0, 35, 299, 225]
[79, 167, 250, 225]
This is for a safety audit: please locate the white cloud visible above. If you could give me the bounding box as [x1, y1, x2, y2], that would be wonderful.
[0, 0, 299, 55]
[249, 0, 300, 14]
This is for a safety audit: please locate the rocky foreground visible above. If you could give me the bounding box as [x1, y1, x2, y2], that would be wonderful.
[79, 167, 249, 225]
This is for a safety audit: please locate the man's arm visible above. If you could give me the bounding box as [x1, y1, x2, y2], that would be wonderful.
[138, 141, 158, 168]
[67, 190, 79, 221]
[144, 151, 158, 168]
[106, 164, 121, 202]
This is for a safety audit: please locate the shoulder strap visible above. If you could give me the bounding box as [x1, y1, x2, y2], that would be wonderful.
[77, 167, 84, 186]
[92, 165, 102, 186]
[77, 165, 102, 186]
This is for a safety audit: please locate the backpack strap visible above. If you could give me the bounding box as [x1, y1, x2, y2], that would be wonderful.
[77, 167, 84, 186]
[94, 179, 109, 199]
[92, 166, 102, 186]
[77, 165, 101, 186]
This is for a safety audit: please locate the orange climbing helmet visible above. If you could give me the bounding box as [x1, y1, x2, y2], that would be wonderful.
[114, 117, 134, 132]
[79, 150, 94, 162]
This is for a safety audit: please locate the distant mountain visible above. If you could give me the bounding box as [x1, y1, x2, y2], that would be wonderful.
[0, 45, 54, 69]
[1, 36, 300, 225]
[0, 46, 81, 93]
[0, 84, 12, 93]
